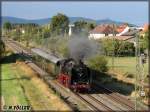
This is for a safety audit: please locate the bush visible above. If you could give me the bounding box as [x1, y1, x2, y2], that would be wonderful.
[101, 38, 135, 56]
[56, 37, 69, 57]
[87, 55, 108, 72]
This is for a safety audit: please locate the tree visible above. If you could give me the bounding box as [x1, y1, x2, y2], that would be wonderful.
[50, 13, 69, 36]
[74, 21, 87, 33]
[117, 41, 135, 56]
[42, 27, 51, 38]
[3, 22, 12, 36]
[87, 22, 96, 30]
[73, 20, 95, 36]
[101, 38, 135, 56]
[101, 38, 115, 56]
[3, 21, 12, 30]
[0, 40, 5, 59]
[140, 31, 149, 52]
[87, 55, 108, 72]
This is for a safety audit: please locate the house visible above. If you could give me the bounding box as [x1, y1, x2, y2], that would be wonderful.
[88, 24, 130, 39]
[116, 24, 129, 36]
[89, 23, 143, 42]
[88, 24, 118, 39]
[116, 24, 127, 33]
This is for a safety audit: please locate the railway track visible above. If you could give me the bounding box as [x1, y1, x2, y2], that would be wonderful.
[92, 85, 134, 111]
[76, 93, 112, 111]
[94, 84, 135, 109]
[3, 38, 139, 111]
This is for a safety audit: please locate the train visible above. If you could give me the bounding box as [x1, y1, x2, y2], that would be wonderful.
[56, 58, 91, 92]
[31, 48, 92, 92]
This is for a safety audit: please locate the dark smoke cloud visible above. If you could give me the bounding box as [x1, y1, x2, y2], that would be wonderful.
[68, 36, 100, 61]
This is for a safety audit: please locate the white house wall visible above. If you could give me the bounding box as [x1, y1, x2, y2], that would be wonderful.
[108, 34, 113, 36]
[89, 33, 106, 39]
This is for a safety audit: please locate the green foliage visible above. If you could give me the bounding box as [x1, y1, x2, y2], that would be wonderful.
[42, 28, 51, 38]
[87, 55, 108, 72]
[42, 36, 69, 57]
[22, 25, 39, 47]
[10, 29, 21, 41]
[101, 38, 114, 56]
[3, 22, 12, 36]
[74, 21, 87, 33]
[118, 41, 135, 56]
[140, 31, 149, 52]
[56, 38, 69, 57]
[45, 37, 59, 53]
[73, 20, 96, 36]
[101, 38, 135, 56]
[3, 21, 12, 30]
[0, 40, 5, 58]
[50, 13, 69, 36]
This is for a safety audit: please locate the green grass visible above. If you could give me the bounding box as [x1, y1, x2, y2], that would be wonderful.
[1, 63, 55, 110]
[1, 63, 29, 106]
[1, 52, 70, 111]
[107, 56, 148, 77]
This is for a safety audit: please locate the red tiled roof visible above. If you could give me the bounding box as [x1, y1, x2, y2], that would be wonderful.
[90, 24, 118, 34]
[116, 24, 127, 33]
[90, 24, 128, 34]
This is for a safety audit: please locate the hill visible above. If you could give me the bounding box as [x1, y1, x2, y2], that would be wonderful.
[2, 16, 136, 26]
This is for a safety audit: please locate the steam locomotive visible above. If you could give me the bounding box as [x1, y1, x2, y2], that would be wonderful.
[31, 48, 92, 92]
[56, 58, 91, 92]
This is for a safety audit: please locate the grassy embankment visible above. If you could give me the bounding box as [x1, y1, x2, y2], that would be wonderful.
[95, 56, 149, 108]
[107, 57, 148, 76]
[1, 50, 71, 111]
[95, 56, 148, 96]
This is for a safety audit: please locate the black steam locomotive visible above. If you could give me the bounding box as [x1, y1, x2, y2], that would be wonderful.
[31, 48, 92, 92]
[56, 58, 91, 92]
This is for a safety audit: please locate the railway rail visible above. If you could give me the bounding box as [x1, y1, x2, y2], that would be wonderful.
[3, 38, 142, 111]
[94, 83, 135, 109]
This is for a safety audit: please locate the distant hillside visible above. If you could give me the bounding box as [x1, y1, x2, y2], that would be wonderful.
[2, 16, 136, 26]
[96, 18, 123, 25]
[2, 16, 51, 25]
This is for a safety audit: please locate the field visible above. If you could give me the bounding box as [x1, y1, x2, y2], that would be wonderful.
[1, 53, 71, 111]
[107, 56, 148, 78]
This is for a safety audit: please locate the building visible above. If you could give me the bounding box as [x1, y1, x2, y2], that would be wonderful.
[116, 27, 142, 46]
[88, 24, 118, 39]
[116, 24, 129, 36]
[89, 23, 143, 41]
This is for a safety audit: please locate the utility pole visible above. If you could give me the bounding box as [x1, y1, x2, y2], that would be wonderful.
[148, 27, 150, 107]
[68, 24, 74, 37]
[135, 32, 140, 111]
[135, 29, 148, 111]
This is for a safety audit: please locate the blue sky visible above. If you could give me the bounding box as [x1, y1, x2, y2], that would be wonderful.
[2, 1, 149, 26]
